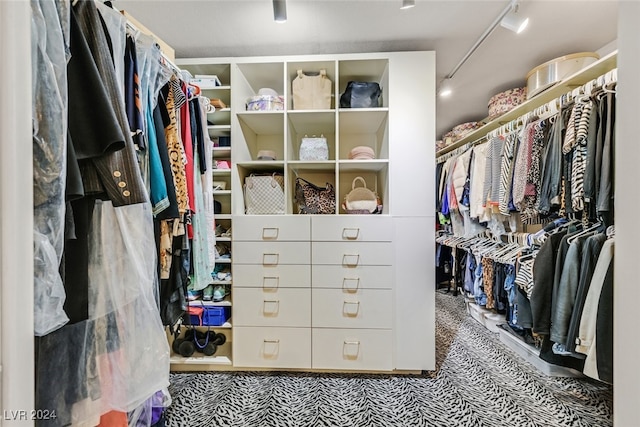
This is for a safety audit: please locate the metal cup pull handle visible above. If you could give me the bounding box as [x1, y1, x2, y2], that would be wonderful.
[342, 228, 360, 240]
[343, 340, 361, 359]
[342, 277, 360, 292]
[342, 301, 360, 317]
[263, 339, 280, 358]
[263, 276, 280, 289]
[262, 227, 279, 240]
[263, 253, 280, 265]
[263, 300, 280, 316]
[342, 254, 360, 267]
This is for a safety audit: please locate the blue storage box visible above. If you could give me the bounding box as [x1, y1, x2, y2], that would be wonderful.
[188, 306, 229, 326]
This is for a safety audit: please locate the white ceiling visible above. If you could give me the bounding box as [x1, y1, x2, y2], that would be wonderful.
[115, 0, 618, 140]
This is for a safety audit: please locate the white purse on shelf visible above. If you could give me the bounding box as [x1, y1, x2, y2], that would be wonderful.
[243, 173, 285, 215]
[299, 135, 329, 161]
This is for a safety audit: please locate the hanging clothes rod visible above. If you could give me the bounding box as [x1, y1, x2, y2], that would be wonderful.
[125, 20, 182, 76]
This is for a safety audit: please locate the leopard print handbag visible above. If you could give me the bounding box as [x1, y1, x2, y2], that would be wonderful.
[294, 177, 336, 214]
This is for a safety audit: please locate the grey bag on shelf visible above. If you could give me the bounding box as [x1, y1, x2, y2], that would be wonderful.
[243, 173, 285, 214]
[339, 81, 382, 108]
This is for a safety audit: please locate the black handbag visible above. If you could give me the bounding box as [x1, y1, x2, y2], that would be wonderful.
[339, 81, 382, 108]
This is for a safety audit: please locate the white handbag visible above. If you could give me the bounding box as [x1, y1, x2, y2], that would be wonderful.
[299, 135, 329, 161]
[243, 173, 285, 215]
[292, 69, 332, 110]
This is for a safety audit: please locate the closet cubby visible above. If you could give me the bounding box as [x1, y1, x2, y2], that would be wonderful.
[287, 111, 336, 161]
[337, 58, 389, 108]
[235, 112, 285, 162]
[287, 167, 337, 214]
[286, 60, 337, 110]
[338, 169, 388, 215]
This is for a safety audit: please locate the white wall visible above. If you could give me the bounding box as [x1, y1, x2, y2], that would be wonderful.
[614, 3, 640, 425]
[0, 0, 35, 425]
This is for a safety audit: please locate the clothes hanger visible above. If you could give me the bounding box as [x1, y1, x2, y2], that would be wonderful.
[567, 221, 602, 244]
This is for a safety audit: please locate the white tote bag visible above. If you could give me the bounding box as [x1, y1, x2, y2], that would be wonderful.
[292, 69, 332, 110]
[243, 173, 285, 214]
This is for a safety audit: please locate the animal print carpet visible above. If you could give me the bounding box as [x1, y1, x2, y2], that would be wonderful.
[165, 292, 613, 427]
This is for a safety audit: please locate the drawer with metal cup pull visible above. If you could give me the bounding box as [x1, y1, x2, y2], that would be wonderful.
[234, 215, 310, 241]
[311, 265, 392, 289]
[233, 288, 311, 327]
[311, 215, 392, 242]
[233, 326, 311, 368]
[311, 328, 392, 371]
[233, 264, 311, 288]
[311, 242, 391, 266]
[232, 241, 311, 265]
[311, 288, 392, 328]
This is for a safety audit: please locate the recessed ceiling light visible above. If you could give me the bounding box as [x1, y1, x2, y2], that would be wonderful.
[400, 0, 415, 10]
[273, 0, 287, 23]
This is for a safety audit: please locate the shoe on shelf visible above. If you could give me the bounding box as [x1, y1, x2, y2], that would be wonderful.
[203, 285, 214, 301]
[213, 285, 226, 302]
[221, 227, 232, 238]
[187, 288, 202, 301]
[215, 224, 226, 237]
[216, 271, 232, 281]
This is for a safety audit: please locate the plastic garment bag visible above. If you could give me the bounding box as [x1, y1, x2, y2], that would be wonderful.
[128, 389, 172, 427]
[200, 96, 217, 268]
[32, 0, 70, 336]
[36, 201, 170, 426]
[189, 147, 216, 291]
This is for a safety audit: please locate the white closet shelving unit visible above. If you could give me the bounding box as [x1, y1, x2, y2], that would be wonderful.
[175, 51, 435, 373]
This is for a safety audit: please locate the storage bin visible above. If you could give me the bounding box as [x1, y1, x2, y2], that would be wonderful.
[442, 121, 483, 142]
[487, 87, 527, 119]
[246, 95, 284, 111]
[526, 52, 599, 99]
[189, 306, 229, 326]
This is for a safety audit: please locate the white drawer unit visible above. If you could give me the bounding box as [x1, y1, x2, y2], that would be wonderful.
[311, 288, 393, 329]
[234, 215, 310, 241]
[234, 288, 311, 327]
[311, 215, 393, 242]
[233, 264, 311, 288]
[233, 241, 311, 265]
[311, 242, 392, 266]
[312, 328, 393, 371]
[311, 265, 392, 290]
[233, 326, 311, 369]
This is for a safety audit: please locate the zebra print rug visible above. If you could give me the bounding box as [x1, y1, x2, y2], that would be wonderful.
[165, 292, 613, 427]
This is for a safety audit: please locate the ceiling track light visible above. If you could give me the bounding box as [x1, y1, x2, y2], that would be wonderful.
[439, 0, 529, 97]
[400, 0, 415, 10]
[273, 0, 287, 23]
[500, 2, 529, 33]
